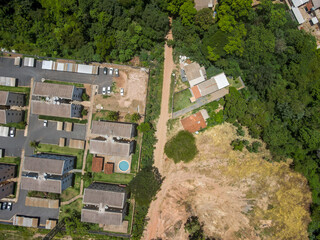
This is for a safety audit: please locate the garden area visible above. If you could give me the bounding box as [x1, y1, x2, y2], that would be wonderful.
[36, 144, 84, 169]
[173, 89, 195, 112]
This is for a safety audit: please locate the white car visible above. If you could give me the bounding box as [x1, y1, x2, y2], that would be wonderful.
[102, 87, 107, 95]
[120, 88, 124, 96]
[114, 68, 119, 77]
[9, 128, 15, 137]
[109, 68, 114, 75]
[7, 202, 12, 211]
[107, 86, 111, 94]
[43, 120, 48, 127]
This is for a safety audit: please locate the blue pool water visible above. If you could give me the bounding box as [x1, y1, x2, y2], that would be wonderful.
[119, 161, 129, 171]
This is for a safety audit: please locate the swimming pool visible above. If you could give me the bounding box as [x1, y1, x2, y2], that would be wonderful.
[119, 160, 129, 172]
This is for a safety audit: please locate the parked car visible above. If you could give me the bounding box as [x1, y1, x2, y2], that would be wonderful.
[9, 128, 15, 137]
[103, 67, 107, 75]
[114, 68, 119, 77]
[107, 86, 111, 95]
[120, 88, 124, 96]
[102, 87, 107, 95]
[1, 202, 7, 210]
[7, 202, 12, 211]
[43, 120, 48, 127]
[109, 67, 114, 75]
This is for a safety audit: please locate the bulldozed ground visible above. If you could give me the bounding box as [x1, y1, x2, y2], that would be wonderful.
[144, 123, 312, 240]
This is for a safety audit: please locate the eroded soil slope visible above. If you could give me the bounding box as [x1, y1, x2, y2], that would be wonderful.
[144, 123, 311, 240]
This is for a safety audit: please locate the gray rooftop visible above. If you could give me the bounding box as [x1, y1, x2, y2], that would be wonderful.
[0, 91, 8, 105]
[33, 82, 75, 99]
[89, 139, 133, 157]
[81, 209, 123, 226]
[91, 121, 135, 139]
[31, 101, 73, 118]
[20, 177, 62, 194]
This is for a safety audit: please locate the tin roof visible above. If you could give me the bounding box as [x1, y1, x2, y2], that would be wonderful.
[81, 209, 123, 225]
[91, 121, 135, 139]
[31, 101, 72, 118]
[33, 82, 74, 99]
[21, 177, 62, 194]
[89, 139, 133, 157]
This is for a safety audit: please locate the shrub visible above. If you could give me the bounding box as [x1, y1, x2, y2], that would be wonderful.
[137, 122, 151, 133]
[164, 131, 198, 163]
[236, 126, 245, 136]
[231, 139, 245, 151]
[81, 109, 88, 116]
[184, 216, 205, 240]
[81, 93, 89, 101]
[246, 141, 262, 153]
[131, 113, 141, 122]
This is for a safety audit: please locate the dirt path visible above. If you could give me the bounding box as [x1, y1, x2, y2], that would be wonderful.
[153, 25, 174, 175]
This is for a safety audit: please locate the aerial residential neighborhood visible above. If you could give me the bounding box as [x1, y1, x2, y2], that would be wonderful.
[1, 0, 320, 239]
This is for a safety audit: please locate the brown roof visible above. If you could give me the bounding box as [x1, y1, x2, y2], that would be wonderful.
[13, 216, 39, 228]
[89, 139, 133, 157]
[33, 82, 74, 99]
[23, 156, 64, 175]
[92, 157, 104, 172]
[183, 63, 202, 81]
[31, 101, 72, 118]
[0, 110, 6, 124]
[81, 209, 123, 225]
[194, 0, 212, 10]
[21, 177, 62, 193]
[91, 121, 134, 139]
[306, 0, 313, 10]
[207, 88, 229, 101]
[25, 197, 59, 209]
[104, 162, 114, 174]
[181, 112, 207, 133]
[0, 91, 8, 105]
[83, 182, 126, 208]
[191, 86, 202, 99]
[69, 139, 85, 149]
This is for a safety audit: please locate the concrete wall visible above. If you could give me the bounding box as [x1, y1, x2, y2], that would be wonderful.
[62, 158, 74, 175]
[0, 164, 15, 182]
[0, 182, 14, 199]
[61, 173, 73, 192]
[5, 110, 24, 123]
[6, 92, 25, 106]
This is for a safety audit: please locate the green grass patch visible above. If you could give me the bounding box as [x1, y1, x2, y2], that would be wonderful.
[0, 224, 50, 239]
[59, 198, 83, 220]
[85, 151, 93, 172]
[93, 172, 134, 184]
[38, 115, 87, 124]
[0, 86, 30, 93]
[173, 89, 194, 112]
[131, 144, 139, 173]
[60, 173, 81, 202]
[44, 80, 84, 88]
[92, 110, 119, 122]
[228, 76, 243, 89]
[27, 191, 59, 200]
[36, 144, 84, 169]
[125, 200, 134, 233]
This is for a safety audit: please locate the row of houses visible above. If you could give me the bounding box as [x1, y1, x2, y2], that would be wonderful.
[42, 60, 99, 75]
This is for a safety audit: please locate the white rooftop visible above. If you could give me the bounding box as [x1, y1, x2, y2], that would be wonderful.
[312, 17, 319, 24]
[292, 0, 308, 7]
[77, 64, 94, 74]
[214, 72, 229, 89]
[42, 60, 53, 70]
[292, 7, 305, 24]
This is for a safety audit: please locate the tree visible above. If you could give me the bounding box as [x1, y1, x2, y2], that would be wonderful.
[30, 141, 39, 148]
[128, 166, 162, 206]
[137, 122, 151, 133]
[164, 130, 198, 163]
[194, 8, 214, 32]
[184, 216, 205, 240]
[131, 113, 141, 122]
[179, 1, 197, 26]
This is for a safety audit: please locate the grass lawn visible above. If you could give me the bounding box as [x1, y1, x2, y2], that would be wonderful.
[93, 172, 134, 185]
[173, 89, 194, 112]
[131, 143, 139, 173]
[85, 152, 93, 172]
[228, 76, 243, 89]
[36, 144, 84, 169]
[92, 110, 119, 122]
[0, 224, 50, 240]
[60, 173, 81, 202]
[44, 80, 84, 88]
[0, 86, 30, 93]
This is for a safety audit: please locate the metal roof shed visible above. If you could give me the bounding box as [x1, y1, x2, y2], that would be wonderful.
[0, 126, 9, 137]
[292, 7, 305, 24]
[42, 60, 53, 70]
[23, 57, 35, 67]
[14, 57, 21, 66]
[77, 64, 94, 74]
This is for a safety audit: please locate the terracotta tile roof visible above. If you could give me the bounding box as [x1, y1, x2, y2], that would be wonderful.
[306, 0, 313, 10]
[181, 112, 207, 133]
[191, 86, 202, 99]
[104, 162, 114, 174]
[92, 157, 104, 172]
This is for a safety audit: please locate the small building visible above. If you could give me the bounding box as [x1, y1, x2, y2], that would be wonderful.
[89, 139, 135, 157]
[182, 62, 207, 87]
[33, 82, 83, 101]
[0, 126, 10, 137]
[312, 0, 320, 9]
[91, 121, 136, 139]
[311, 16, 319, 25]
[46, 219, 57, 229]
[0, 77, 16, 87]
[104, 162, 114, 174]
[0, 109, 24, 124]
[23, 57, 35, 67]
[292, 7, 305, 24]
[0, 91, 25, 106]
[92, 157, 104, 173]
[59, 137, 66, 147]
[13, 216, 39, 228]
[69, 139, 85, 149]
[31, 101, 82, 118]
[181, 109, 209, 133]
[194, 0, 214, 10]
[81, 182, 127, 226]
[14, 57, 21, 66]
[21, 154, 75, 194]
[190, 72, 229, 100]
[291, 0, 309, 7]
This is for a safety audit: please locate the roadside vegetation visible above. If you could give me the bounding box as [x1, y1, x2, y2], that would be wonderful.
[165, 130, 198, 163]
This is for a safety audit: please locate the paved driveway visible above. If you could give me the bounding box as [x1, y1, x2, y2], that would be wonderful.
[0, 189, 59, 224]
[0, 129, 26, 157]
[0, 57, 113, 90]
